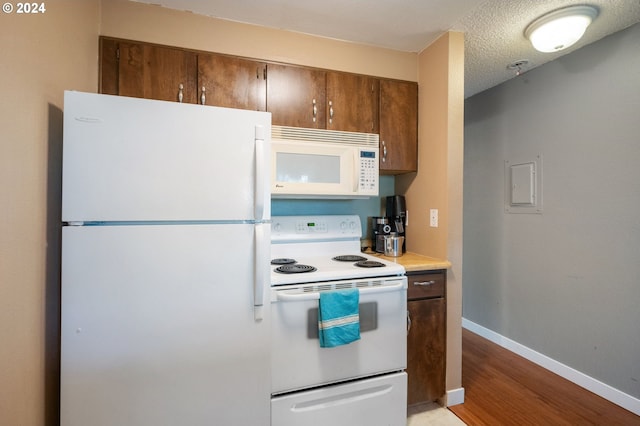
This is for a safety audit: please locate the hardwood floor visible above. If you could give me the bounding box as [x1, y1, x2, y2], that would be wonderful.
[449, 328, 640, 426]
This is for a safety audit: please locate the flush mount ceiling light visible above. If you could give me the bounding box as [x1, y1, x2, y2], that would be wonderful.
[525, 5, 599, 53]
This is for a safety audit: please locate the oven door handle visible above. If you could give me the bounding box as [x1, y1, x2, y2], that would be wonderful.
[275, 281, 405, 302]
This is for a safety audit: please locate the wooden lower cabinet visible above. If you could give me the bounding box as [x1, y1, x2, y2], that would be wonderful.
[406, 270, 446, 405]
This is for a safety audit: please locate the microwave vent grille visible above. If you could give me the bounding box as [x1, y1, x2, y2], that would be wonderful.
[272, 125, 379, 148]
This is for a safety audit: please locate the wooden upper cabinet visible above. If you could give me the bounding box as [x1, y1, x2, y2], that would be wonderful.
[379, 79, 418, 174]
[267, 64, 326, 128]
[117, 42, 198, 103]
[98, 38, 419, 173]
[99, 38, 119, 96]
[326, 72, 379, 133]
[198, 53, 267, 111]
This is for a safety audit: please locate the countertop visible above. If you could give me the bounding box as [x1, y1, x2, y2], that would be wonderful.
[366, 250, 451, 272]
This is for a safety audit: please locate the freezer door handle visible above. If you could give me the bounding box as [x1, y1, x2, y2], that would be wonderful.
[254, 126, 266, 221]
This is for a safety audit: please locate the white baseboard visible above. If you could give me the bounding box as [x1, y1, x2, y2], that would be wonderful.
[442, 387, 465, 407]
[462, 318, 640, 416]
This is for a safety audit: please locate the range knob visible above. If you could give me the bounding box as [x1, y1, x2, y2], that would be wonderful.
[339, 221, 357, 232]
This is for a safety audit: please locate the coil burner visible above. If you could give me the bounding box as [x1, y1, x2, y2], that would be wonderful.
[354, 260, 385, 268]
[332, 255, 368, 262]
[275, 264, 317, 274]
[271, 258, 297, 265]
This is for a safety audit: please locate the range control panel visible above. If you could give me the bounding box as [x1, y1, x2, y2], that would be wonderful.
[271, 215, 362, 242]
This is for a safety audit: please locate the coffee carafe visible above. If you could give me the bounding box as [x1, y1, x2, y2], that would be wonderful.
[385, 195, 407, 253]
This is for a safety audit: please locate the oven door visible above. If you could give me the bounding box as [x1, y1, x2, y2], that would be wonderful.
[270, 277, 407, 394]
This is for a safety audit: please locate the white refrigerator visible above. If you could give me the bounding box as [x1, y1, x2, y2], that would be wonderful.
[60, 91, 272, 426]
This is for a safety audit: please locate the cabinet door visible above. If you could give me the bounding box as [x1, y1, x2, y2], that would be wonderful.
[267, 64, 326, 128]
[326, 72, 379, 133]
[198, 53, 266, 111]
[407, 297, 446, 405]
[99, 38, 119, 96]
[379, 80, 418, 174]
[118, 42, 198, 103]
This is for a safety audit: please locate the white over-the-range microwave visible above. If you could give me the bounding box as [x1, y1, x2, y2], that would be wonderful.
[271, 125, 379, 199]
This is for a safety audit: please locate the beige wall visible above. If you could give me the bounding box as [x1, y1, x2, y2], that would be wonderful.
[100, 0, 417, 81]
[0, 1, 100, 425]
[397, 31, 465, 400]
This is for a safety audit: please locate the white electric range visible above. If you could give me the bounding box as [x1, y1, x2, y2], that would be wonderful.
[269, 215, 408, 426]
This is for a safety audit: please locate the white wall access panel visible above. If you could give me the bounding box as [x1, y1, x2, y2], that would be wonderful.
[504, 155, 543, 214]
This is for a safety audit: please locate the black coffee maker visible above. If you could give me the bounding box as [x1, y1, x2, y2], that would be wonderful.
[371, 217, 392, 253]
[386, 195, 407, 253]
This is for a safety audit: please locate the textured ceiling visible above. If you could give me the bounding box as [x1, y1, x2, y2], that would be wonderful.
[455, 0, 640, 97]
[133, 0, 640, 98]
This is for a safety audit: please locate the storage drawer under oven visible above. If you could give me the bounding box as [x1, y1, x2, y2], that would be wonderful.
[270, 277, 407, 394]
[271, 371, 407, 426]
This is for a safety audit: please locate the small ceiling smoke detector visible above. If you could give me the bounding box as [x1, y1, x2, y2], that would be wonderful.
[525, 5, 599, 53]
[507, 60, 529, 76]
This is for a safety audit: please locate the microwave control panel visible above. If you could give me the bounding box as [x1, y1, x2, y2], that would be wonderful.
[359, 150, 378, 194]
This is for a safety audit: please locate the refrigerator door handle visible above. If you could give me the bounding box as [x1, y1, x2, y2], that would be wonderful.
[254, 125, 266, 221]
[254, 224, 267, 317]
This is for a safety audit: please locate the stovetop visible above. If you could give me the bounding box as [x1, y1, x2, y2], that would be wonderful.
[270, 215, 405, 286]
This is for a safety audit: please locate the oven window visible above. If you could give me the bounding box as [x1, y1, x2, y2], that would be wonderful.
[306, 302, 378, 339]
[276, 153, 340, 184]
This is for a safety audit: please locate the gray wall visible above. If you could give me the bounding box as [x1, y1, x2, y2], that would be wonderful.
[463, 23, 640, 398]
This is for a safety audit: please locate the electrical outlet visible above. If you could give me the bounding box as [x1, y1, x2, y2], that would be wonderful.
[430, 209, 438, 227]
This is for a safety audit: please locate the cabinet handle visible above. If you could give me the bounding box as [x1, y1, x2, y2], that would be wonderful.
[413, 280, 436, 286]
[329, 101, 334, 124]
[200, 86, 206, 105]
[312, 99, 317, 123]
[407, 310, 412, 334]
[178, 84, 184, 103]
[382, 140, 387, 163]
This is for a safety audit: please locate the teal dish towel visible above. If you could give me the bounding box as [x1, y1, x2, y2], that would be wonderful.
[318, 289, 361, 348]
